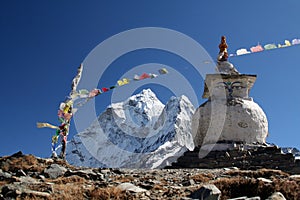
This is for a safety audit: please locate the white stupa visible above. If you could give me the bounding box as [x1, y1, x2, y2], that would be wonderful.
[192, 36, 268, 149]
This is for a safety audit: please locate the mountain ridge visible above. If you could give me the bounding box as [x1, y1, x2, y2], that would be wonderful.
[66, 89, 195, 168]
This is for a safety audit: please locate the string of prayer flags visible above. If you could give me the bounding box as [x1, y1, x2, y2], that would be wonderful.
[230, 37, 300, 57]
[38, 67, 170, 128]
[70, 68, 169, 108]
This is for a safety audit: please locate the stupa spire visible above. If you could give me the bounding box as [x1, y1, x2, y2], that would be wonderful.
[218, 36, 228, 61]
[216, 36, 239, 74]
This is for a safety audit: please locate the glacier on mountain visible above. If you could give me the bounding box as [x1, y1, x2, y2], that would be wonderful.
[66, 89, 195, 168]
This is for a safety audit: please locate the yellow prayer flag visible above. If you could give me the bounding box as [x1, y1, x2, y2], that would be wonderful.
[37, 122, 58, 129]
[122, 78, 130, 84]
[285, 40, 291, 46]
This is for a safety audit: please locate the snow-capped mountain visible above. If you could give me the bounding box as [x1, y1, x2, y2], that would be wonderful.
[66, 89, 195, 168]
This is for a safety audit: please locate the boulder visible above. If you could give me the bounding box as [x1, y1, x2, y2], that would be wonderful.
[44, 164, 67, 179]
[117, 182, 147, 193]
[266, 192, 286, 200]
[190, 184, 221, 200]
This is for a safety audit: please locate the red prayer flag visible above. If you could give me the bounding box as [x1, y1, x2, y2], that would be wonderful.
[139, 73, 150, 80]
[102, 87, 109, 92]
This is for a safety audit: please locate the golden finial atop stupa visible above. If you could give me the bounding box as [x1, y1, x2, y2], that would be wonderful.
[218, 36, 228, 61]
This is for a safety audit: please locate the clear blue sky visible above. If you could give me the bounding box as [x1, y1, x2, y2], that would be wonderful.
[0, 1, 299, 158]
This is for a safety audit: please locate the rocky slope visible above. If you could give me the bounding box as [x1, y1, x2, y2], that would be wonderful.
[1, 152, 299, 200]
[66, 89, 195, 168]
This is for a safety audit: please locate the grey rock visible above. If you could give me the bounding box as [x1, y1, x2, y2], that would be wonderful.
[18, 176, 38, 184]
[289, 174, 300, 179]
[266, 192, 286, 200]
[64, 169, 103, 181]
[257, 177, 272, 183]
[190, 184, 221, 200]
[0, 169, 12, 179]
[44, 164, 67, 179]
[117, 182, 147, 193]
[224, 167, 239, 171]
[100, 169, 111, 174]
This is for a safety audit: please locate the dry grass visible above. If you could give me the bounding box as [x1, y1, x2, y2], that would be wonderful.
[51, 184, 87, 200]
[89, 187, 127, 200]
[46, 176, 128, 199]
[0, 153, 76, 174]
[191, 173, 214, 183]
[51, 175, 87, 184]
[113, 175, 135, 183]
[213, 177, 274, 200]
[224, 168, 289, 179]
[213, 175, 300, 200]
[0, 154, 42, 173]
[273, 179, 300, 200]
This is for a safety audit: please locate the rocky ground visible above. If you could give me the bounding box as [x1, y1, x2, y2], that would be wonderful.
[0, 152, 299, 200]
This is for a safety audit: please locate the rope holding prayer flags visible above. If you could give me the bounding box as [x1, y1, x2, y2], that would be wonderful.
[72, 68, 169, 108]
[230, 37, 300, 57]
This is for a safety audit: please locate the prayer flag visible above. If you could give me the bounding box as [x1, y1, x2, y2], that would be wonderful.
[102, 87, 109, 92]
[159, 68, 168, 74]
[133, 75, 140, 81]
[117, 78, 130, 86]
[292, 39, 300, 45]
[250, 45, 264, 53]
[150, 73, 158, 78]
[89, 89, 101, 98]
[264, 44, 277, 50]
[139, 73, 150, 80]
[37, 122, 58, 129]
[236, 48, 250, 56]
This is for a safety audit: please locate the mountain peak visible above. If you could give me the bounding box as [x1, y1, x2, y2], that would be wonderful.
[127, 89, 160, 105]
[66, 89, 196, 168]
